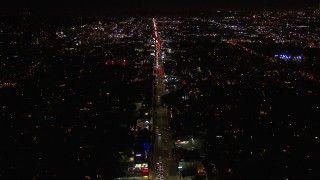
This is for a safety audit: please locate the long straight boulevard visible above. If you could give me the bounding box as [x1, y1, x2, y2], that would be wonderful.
[149, 18, 178, 180]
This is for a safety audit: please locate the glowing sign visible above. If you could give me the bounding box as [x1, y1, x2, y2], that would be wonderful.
[274, 54, 303, 61]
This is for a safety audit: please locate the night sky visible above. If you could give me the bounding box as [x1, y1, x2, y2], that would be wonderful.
[2, 0, 319, 15]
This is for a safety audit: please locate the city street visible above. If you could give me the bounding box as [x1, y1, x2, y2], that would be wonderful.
[150, 82, 178, 180]
[150, 18, 178, 180]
